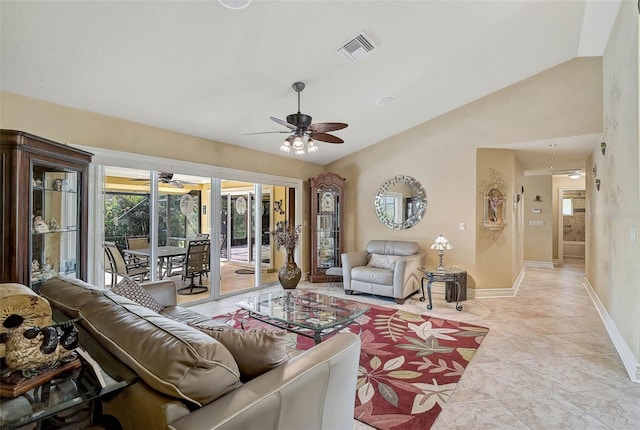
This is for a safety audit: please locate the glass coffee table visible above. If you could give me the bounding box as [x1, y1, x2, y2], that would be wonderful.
[236, 290, 369, 344]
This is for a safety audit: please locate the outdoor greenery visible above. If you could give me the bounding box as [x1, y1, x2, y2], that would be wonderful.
[104, 192, 200, 247]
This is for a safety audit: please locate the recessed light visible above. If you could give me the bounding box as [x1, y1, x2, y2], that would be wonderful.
[218, 0, 251, 10]
[549, 157, 555, 161]
[376, 95, 395, 106]
[549, 143, 558, 147]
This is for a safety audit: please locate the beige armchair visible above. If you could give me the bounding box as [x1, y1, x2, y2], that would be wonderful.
[341, 240, 424, 304]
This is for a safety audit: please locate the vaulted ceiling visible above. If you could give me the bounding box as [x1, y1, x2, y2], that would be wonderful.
[0, 0, 621, 173]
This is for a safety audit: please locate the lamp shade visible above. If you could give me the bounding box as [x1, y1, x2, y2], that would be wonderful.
[430, 234, 453, 251]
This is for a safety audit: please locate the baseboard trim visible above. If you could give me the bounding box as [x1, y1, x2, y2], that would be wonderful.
[583, 277, 640, 383]
[469, 266, 524, 298]
[524, 260, 554, 269]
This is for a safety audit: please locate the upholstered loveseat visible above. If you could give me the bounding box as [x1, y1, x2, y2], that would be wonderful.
[39, 277, 361, 430]
[341, 240, 424, 304]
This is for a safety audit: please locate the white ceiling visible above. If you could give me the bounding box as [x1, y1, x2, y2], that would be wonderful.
[0, 0, 621, 173]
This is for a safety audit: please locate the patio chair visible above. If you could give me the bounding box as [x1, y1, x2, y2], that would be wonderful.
[177, 239, 210, 295]
[104, 241, 150, 286]
[126, 235, 150, 266]
[126, 235, 149, 249]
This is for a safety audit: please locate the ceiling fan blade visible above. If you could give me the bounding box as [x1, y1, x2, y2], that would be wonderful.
[309, 132, 344, 144]
[309, 122, 348, 133]
[270, 116, 297, 130]
[243, 131, 291, 135]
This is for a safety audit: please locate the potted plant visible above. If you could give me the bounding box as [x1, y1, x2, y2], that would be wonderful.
[271, 221, 302, 289]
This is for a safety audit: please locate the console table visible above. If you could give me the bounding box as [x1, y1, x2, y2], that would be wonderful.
[418, 267, 467, 311]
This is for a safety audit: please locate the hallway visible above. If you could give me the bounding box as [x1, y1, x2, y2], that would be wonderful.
[190, 260, 640, 429]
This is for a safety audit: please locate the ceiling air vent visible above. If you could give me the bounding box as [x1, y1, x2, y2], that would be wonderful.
[336, 31, 376, 64]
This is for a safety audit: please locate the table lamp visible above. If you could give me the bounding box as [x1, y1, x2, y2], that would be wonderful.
[430, 234, 453, 271]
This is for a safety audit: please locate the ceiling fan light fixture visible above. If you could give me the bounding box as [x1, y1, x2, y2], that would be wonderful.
[292, 135, 304, 149]
[280, 136, 292, 153]
[294, 147, 306, 156]
[569, 171, 582, 179]
[307, 139, 318, 153]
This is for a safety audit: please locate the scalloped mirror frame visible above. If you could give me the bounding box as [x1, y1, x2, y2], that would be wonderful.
[374, 175, 427, 230]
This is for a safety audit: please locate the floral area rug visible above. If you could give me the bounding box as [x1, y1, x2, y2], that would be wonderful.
[211, 303, 488, 430]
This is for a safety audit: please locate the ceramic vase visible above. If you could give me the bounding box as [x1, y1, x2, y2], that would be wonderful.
[278, 246, 301, 289]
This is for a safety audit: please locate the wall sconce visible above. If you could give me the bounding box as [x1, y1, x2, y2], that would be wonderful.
[534, 195, 542, 202]
[430, 234, 453, 271]
[601, 141, 607, 156]
[595, 178, 601, 191]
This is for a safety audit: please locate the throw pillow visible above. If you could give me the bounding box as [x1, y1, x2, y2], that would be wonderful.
[197, 326, 288, 381]
[111, 277, 164, 313]
[367, 253, 400, 270]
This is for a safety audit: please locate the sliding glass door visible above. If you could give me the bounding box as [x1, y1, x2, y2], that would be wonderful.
[91, 150, 302, 305]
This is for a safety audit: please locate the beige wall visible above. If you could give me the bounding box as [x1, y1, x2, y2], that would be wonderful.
[523, 175, 553, 263]
[476, 149, 524, 288]
[327, 57, 602, 291]
[589, 1, 640, 366]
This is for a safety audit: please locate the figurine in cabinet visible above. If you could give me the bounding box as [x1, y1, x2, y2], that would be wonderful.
[48, 218, 60, 231]
[52, 178, 63, 191]
[33, 216, 49, 233]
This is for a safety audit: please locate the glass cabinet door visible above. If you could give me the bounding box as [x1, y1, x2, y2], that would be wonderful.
[315, 186, 340, 270]
[309, 172, 345, 283]
[30, 164, 81, 290]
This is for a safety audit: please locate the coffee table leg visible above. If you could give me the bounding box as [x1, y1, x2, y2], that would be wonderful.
[313, 331, 322, 345]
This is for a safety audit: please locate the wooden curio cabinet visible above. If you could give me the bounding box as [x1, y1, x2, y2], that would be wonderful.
[309, 172, 345, 283]
[0, 130, 92, 291]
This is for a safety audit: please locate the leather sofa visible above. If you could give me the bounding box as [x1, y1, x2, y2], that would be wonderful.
[341, 240, 424, 304]
[39, 277, 361, 430]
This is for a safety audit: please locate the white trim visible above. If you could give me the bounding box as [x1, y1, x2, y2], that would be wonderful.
[469, 265, 525, 298]
[583, 278, 640, 383]
[73, 145, 301, 187]
[524, 260, 555, 269]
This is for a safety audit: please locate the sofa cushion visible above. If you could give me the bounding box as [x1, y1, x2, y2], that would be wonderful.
[40, 277, 104, 318]
[111, 277, 164, 313]
[197, 327, 288, 381]
[80, 293, 241, 407]
[366, 240, 419, 256]
[367, 253, 400, 270]
[162, 306, 231, 330]
[352, 266, 394, 285]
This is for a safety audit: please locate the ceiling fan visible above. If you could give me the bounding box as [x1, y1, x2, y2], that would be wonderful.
[131, 172, 192, 188]
[246, 81, 348, 155]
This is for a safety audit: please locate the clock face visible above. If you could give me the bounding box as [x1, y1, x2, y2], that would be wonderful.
[321, 192, 335, 212]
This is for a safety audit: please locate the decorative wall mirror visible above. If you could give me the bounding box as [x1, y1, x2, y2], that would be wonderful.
[374, 175, 427, 230]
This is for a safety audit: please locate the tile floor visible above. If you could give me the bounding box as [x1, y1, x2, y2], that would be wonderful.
[190, 259, 640, 429]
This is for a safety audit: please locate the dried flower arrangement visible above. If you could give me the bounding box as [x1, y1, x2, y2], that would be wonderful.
[271, 221, 301, 250]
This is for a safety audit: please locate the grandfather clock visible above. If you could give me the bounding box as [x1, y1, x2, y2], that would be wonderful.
[309, 172, 345, 283]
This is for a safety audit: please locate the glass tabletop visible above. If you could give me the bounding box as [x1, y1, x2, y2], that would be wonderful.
[236, 290, 369, 331]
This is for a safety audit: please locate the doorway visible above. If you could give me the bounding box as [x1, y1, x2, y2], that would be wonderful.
[558, 188, 586, 263]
